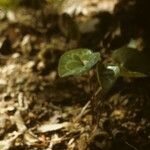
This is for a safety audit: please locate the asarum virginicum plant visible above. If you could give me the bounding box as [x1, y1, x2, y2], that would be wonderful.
[58, 44, 150, 93]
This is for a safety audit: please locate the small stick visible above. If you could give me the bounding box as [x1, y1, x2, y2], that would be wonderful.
[75, 87, 102, 121]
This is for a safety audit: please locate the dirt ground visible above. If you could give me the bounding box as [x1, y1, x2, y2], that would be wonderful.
[0, 0, 150, 150]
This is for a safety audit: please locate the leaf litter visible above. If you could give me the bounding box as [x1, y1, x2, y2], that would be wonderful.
[0, 0, 150, 150]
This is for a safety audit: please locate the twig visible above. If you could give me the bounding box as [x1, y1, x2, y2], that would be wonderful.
[75, 100, 91, 121]
[123, 139, 138, 150]
[75, 87, 102, 121]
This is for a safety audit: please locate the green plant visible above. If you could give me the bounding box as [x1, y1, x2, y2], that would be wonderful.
[58, 44, 150, 93]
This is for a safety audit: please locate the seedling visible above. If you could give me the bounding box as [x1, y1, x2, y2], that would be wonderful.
[58, 46, 150, 93]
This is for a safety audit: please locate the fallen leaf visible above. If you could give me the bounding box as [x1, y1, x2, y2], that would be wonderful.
[37, 122, 70, 133]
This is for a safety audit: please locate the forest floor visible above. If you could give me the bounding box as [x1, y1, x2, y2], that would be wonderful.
[0, 0, 150, 150]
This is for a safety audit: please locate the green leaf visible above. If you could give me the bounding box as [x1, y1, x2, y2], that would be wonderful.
[97, 63, 120, 93]
[119, 67, 147, 77]
[112, 46, 150, 78]
[58, 49, 101, 77]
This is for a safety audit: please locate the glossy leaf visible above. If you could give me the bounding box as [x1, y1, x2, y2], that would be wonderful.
[97, 63, 120, 93]
[58, 49, 101, 77]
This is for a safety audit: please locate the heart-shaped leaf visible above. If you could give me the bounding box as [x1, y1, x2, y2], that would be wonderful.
[58, 49, 101, 77]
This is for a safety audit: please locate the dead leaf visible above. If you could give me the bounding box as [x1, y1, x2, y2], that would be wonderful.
[37, 122, 70, 133]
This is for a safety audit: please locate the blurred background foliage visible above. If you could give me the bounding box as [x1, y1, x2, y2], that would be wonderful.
[0, 0, 150, 72]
